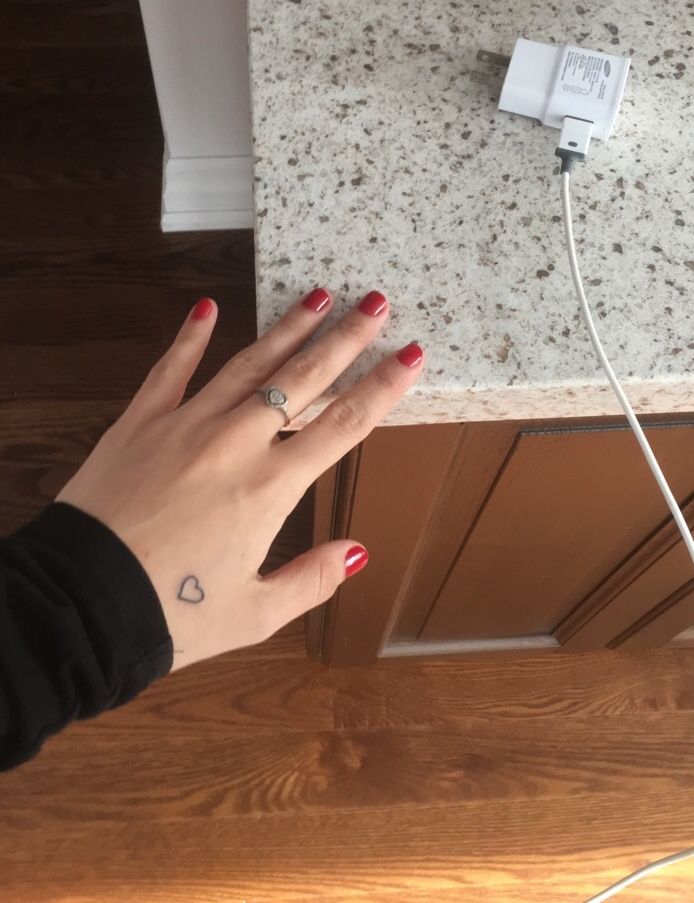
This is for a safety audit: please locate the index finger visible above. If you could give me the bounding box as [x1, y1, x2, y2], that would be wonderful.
[278, 341, 424, 484]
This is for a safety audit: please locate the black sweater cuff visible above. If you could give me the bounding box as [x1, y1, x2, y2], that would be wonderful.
[0, 502, 172, 768]
[13, 502, 173, 691]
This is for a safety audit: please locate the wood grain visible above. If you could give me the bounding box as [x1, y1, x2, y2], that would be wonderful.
[3, 713, 694, 829]
[393, 421, 516, 640]
[422, 423, 694, 641]
[560, 495, 694, 650]
[621, 582, 694, 650]
[331, 647, 694, 729]
[0, 1, 145, 48]
[2, 794, 694, 902]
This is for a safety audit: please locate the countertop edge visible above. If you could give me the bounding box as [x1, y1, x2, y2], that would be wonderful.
[282, 378, 694, 430]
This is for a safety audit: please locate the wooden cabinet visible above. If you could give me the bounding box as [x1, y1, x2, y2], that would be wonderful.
[308, 416, 694, 664]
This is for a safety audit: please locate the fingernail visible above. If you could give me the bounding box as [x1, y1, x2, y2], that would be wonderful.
[397, 342, 424, 368]
[345, 545, 369, 578]
[358, 290, 387, 317]
[192, 297, 215, 320]
[301, 287, 332, 313]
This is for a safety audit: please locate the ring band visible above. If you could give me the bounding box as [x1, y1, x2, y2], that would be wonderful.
[254, 386, 291, 427]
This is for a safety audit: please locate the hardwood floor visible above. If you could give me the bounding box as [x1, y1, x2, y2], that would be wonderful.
[1, 2, 694, 901]
[3, 636, 694, 901]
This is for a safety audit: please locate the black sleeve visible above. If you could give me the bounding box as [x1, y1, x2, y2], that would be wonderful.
[0, 501, 173, 770]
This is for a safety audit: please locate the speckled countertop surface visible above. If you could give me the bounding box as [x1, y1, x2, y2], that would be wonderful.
[247, 0, 694, 427]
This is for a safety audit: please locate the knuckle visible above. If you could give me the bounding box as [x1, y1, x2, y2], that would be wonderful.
[289, 350, 326, 385]
[335, 315, 366, 344]
[147, 352, 178, 385]
[325, 395, 370, 437]
[230, 348, 260, 382]
[372, 363, 402, 394]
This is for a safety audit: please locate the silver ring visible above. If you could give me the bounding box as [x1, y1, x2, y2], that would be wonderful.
[254, 386, 291, 427]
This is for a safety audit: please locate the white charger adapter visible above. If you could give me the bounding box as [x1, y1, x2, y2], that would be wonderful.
[479, 35, 694, 570]
[480, 37, 630, 142]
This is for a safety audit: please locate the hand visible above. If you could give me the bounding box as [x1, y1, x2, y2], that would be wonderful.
[56, 289, 424, 670]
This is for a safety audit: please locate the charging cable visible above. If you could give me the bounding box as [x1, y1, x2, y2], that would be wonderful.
[560, 117, 694, 900]
[557, 117, 694, 568]
[583, 846, 694, 902]
[482, 42, 694, 901]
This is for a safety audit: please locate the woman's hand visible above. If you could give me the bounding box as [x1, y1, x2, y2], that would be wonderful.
[56, 289, 424, 670]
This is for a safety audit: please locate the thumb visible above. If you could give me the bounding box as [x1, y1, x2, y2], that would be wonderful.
[258, 540, 369, 631]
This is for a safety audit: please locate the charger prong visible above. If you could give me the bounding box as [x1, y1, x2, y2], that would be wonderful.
[476, 49, 511, 68]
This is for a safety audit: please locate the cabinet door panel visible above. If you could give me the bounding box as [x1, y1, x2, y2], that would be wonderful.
[309, 424, 458, 665]
[394, 421, 518, 639]
[310, 418, 694, 664]
[421, 424, 694, 642]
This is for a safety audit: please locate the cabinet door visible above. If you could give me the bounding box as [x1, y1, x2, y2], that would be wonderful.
[308, 417, 694, 665]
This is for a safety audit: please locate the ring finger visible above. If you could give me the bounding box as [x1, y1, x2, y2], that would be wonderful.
[184, 286, 334, 420]
[230, 290, 390, 439]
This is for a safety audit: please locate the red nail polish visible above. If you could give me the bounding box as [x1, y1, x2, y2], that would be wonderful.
[301, 287, 332, 312]
[358, 291, 387, 317]
[345, 545, 369, 578]
[397, 342, 424, 368]
[192, 297, 215, 320]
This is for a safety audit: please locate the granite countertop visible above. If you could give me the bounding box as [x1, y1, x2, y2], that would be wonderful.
[247, 0, 694, 427]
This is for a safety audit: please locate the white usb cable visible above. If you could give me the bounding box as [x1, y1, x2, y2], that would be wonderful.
[558, 114, 694, 903]
[584, 846, 694, 902]
[482, 43, 694, 899]
[558, 117, 694, 568]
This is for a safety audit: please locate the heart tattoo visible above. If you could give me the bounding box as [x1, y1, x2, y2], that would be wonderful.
[177, 575, 205, 604]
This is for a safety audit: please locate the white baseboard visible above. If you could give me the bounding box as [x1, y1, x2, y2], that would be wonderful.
[161, 154, 254, 232]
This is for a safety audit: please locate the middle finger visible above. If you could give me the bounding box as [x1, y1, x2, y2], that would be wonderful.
[230, 290, 389, 438]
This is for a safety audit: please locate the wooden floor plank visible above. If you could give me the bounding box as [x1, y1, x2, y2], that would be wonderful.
[332, 648, 694, 728]
[0, 44, 154, 96]
[2, 712, 694, 829]
[0, 231, 256, 294]
[0, 1, 144, 48]
[2, 793, 694, 902]
[74, 654, 334, 740]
